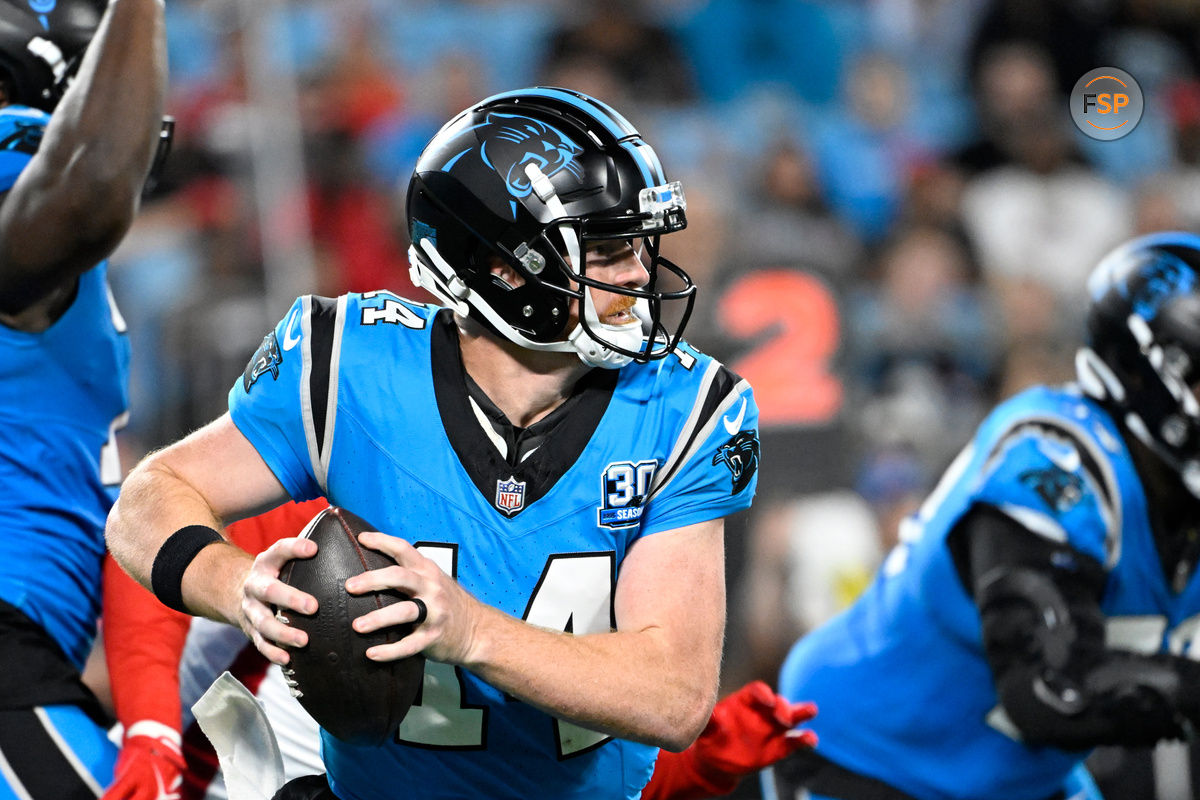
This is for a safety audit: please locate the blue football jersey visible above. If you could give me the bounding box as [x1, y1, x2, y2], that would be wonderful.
[0, 106, 130, 669]
[228, 291, 760, 800]
[779, 384, 1200, 800]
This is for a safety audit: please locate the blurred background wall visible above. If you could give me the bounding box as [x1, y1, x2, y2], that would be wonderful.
[111, 2, 1200, 787]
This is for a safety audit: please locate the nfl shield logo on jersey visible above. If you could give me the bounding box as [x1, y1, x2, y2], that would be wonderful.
[495, 477, 527, 515]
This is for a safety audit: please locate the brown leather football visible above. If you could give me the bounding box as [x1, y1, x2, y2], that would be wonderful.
[276, 506, 424, 745]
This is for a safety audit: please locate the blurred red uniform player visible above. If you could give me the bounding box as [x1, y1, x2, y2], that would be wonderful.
[102, 500, 816, 800]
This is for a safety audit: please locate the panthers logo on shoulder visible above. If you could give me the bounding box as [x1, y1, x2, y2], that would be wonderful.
[1018, 467, 1084, 514]
[243, 330, 282, 392]
[0, 121, 44, 156]
[713, 431, 760, 495]
[439, 112, 584, 209]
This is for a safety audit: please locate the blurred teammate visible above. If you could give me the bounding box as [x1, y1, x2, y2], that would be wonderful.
[770, 231, 1200, 800]
[107, 87, 764, 799]
[0, 0, 166, 796]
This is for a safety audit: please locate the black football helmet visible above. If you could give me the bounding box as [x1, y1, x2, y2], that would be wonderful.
[405, 86, 695, 368]
[0, 0, 104, 112]
[1077, 232, 1200, 495]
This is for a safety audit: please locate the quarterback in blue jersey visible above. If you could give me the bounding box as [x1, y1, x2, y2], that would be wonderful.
[0, 0, 166, 797]
[768, 231, 1200, 800]
[107, 87, 761, 800]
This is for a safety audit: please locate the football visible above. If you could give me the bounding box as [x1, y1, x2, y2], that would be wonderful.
[276, 506, 425, 746]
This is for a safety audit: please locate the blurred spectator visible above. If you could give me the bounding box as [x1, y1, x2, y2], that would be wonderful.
[305, 128, 410, 296]
[846, 224, 1001, 469]
[960, 105, 1131, 322]
[674, 0, 848, 106]
[736, 138, 863, 281]
[1101, 0, 1200, 87]
[901, 157, 971, 237]
[370, 0, 554, 93]
[303, 14, 406, 139]
[967, 0, 1106, 96]
[364, 51, 492, 195]
[867, 0, 985, 76]
[865, 0, 986, 151]
[538, 51, 630, 113]
[808, 52, 931, 242]
[1132, 175, 1189, 235]
[540, 0, 697, 108]
[953, 42, 1064, 177]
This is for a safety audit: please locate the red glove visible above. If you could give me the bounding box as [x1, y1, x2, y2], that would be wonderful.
[644, 680, 818, 800]
[103, 721, 185, 800]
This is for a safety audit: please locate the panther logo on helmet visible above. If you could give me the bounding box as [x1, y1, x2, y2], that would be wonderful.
[0, 119, 42, 154]
[1119, 253, 1196, 320]
[444, 113, 584, 205]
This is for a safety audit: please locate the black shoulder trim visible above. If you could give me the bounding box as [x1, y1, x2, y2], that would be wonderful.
[308, 295, 340, 460]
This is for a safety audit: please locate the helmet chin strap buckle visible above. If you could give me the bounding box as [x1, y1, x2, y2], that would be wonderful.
[565, 290, 646, 370]
[567, 322, 632, 369]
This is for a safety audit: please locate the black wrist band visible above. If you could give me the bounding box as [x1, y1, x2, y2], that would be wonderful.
[151, 525, 224, 614]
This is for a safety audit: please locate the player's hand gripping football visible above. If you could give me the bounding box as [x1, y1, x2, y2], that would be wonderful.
[239, 536, 318, 664]
[346, 531, 482, 664]
[102, 722, 185, 800]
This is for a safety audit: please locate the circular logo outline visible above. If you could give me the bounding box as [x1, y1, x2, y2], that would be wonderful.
[1070, 67, 1144, 141]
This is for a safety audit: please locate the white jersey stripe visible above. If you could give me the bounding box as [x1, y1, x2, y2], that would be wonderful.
[0, 747, 34, 800]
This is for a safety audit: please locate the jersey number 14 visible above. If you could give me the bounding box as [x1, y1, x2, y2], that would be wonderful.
[397, 544, 616, 758]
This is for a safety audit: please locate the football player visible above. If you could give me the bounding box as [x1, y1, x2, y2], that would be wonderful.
[769, 232, 1200, 800]
[107, 87, 762, 799]
[0, 0, 166, 797]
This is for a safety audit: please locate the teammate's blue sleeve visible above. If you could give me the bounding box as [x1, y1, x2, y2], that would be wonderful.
[228, 297, 323, 501]
[641, 381, 760, 535]
[972, 427, 1114, 567]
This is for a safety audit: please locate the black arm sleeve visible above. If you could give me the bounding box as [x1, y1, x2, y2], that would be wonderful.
[953, 503, 1200, 750]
